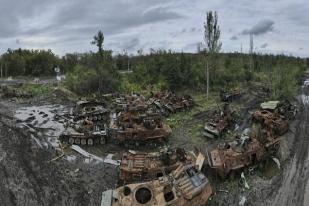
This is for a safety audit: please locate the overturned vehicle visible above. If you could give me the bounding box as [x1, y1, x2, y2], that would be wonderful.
[118, 148, 205, 185]
[101, 164, 212, 206]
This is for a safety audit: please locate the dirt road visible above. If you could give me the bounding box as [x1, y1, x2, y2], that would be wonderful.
[266, 81, 309, 206]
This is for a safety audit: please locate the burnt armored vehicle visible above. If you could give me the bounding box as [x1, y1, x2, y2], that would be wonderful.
[72, 100, 109, 122]
[203, 103, 235, 138]
[149, 91, 195, 116]
[252, 110, 289, 136]
[59, 119, 108, 145]
[206, 134, 280, 179]
[111, 116, 172, 146]
[118, 148, 205, 184]
[101, 164, 212, 206]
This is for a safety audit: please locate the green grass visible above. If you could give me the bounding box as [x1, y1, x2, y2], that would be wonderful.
[21, 83, 53, 96]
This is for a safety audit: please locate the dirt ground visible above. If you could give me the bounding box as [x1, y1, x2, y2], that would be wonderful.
[0, 80, 308, 206]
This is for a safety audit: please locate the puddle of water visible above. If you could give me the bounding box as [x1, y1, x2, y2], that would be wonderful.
[14, 105, 68, 148]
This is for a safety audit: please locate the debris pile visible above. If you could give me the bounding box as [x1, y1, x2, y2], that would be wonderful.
[203, 103, 236, 138]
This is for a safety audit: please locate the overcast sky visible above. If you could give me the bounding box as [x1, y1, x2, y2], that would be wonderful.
[0, 0, 308, 57]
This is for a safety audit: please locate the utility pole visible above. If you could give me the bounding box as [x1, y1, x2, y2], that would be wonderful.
[206, 62, 209, 99]
[249, 34, 254, 71]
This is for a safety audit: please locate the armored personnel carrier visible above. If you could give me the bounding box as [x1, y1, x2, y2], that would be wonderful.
[101, 164, 212, 206]
[72, 100, 109, 122]
[118, 148, 205, 184]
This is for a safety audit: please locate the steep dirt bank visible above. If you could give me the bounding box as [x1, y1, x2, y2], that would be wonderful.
[0, 101, 118, 206]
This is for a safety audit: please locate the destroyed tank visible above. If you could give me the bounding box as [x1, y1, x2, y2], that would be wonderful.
[252, 110, 289, 136]
[59, 119, 108, 145]
[206, 137, 280, 179]
[72, 100, 109, 122]
[118, 148, 205, 185]
[101, 164, 212, 206]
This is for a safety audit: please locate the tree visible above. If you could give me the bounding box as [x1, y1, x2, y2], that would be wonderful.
[204, 11, 222, 98]
[91, 30, 104, 58]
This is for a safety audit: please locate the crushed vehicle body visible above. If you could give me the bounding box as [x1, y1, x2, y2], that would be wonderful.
[118, 148, 205, 184]
[206, 136, 280, 179]
[101, 164, 212, 206]
[72, 100, 109, 122]
[59, 119, 108, 145]
[252, 110, 289, 136]
[219, 89, 242, 102]
[203, 103, 235, 138]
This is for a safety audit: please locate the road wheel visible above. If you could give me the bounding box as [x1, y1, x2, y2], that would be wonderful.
[87, 138, 94, 146]
[74, 139, 81, 144]
[81, 139, 87, 145]
[100, 137, 106, 145]
[69, 137, 75, 145]
[94, 116, 98, 121]
[97, 115, 101, 120]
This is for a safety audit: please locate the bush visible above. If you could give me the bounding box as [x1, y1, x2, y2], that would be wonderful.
[65, 64, 118, 95]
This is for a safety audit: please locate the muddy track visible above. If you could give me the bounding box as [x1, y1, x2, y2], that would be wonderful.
[267, 86, 309, 206]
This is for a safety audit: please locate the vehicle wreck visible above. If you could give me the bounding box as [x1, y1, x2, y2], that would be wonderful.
[118, 148, 205, 184]
[101, 164, 212, 206]
[203, 103, 235, 138]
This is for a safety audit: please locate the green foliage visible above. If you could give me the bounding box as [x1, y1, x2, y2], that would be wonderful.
[21, 83, 53, 96]
[1, 49, 59, 76]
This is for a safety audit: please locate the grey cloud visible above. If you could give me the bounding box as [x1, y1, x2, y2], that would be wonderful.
[260, 43, 268, 48]
[230, 35, 238, 40]
[242, 19, 274, 35]
[123, 38, 140, 51]
[142, 6, 183, 23]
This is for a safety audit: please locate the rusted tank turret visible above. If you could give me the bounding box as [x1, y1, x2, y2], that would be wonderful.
[72, 100, 109, 122]
[118, 148, 205, 184]
[101, 164, 212, 206]
[206, 136, 280, 179]
[252, 110, 289, 136]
